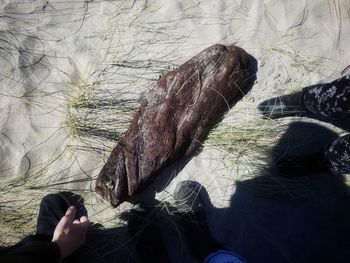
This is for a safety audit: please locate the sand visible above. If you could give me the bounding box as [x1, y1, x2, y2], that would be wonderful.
[1, 0, 350, 261]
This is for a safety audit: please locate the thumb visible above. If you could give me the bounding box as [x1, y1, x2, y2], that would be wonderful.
[77, 216, 90, 232]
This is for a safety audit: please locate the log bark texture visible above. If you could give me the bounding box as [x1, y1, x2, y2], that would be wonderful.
[96, 44, 257, 207]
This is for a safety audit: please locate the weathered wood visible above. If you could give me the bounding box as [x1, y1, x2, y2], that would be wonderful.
[96, 44, 257, 207]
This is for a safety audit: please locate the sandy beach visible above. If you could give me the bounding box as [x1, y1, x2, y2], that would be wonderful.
[1, 0, 350, 261]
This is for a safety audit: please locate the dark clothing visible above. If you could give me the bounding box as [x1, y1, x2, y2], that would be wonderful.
[0, 238, 61, 263]
[303, 75, 350, 120]
[0, 193, 73, 263]
[302, 75, 350, 174]
[324, 133, 350, 174]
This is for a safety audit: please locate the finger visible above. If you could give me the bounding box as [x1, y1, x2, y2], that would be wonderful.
[81, 217, 90, 231]
[65, 206, 77, 223]
[77, 218, 90, 232]
[55, 207, 75, 228]
[80, 216, 89, 223]
[73, 219, 80, 224]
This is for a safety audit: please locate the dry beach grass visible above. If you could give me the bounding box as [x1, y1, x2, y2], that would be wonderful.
[0, 1, 349, 255]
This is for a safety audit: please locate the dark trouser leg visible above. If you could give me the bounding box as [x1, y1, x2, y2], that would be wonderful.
[302, 75, 350, 120]
[126, 207, 171, 263]
[35, 194, 70, 239]
[35, 192, 87, 238]
[176, 211, 221, 262]
[14, 194, 71, 247]
[302, 76, 350, 174]
[174, 181, 222, 262]
[324, 134, 350, 174]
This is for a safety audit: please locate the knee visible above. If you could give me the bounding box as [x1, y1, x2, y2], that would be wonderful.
[40, 194, 67, 209]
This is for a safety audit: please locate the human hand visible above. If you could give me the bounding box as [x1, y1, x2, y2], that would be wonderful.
[52, 206, 89, 259]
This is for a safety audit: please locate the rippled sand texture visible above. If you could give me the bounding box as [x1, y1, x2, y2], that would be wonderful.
[1, 0, 349, 246]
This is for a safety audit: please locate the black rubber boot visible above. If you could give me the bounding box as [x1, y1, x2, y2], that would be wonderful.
[257, 90, 307, 119]
[174, 181, 222, 262]
[174, 181, 206, 214]
[125, 205, 171, 263]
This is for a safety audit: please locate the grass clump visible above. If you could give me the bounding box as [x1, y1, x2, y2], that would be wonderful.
[0, 207, 36, 245]
[205, 120, 285, 158]
[0, 190, 40, 246]
[65, 73, 138, 142]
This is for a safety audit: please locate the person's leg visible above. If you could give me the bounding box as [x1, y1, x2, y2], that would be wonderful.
[324, 134, 350, 174]
[35, 193, 71, 239]
[274, 133, 350, 176]
[258, 75, 350, 176]
[173, 181, 222, 262]
[302, 76, 350, 120]
[258, 75, 350, 121]
[126, 205, 171, 263]
[36, 192, 87, 239]
[13, 193, 72, 247]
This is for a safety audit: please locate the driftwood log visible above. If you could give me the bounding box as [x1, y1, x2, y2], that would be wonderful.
[96, 44, 257, 207]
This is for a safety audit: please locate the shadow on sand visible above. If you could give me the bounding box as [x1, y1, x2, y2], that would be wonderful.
[203, 121, 350, 263]
[73, 121, 350, 263]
